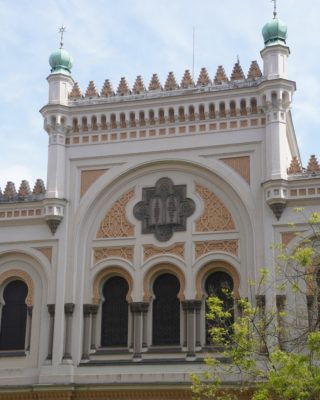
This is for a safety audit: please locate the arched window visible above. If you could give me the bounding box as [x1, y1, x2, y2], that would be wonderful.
[189, 105, 195, 121]
[250, 98, 258, 114]
[152, 273, 180, 345]
[219, 102, 226, 118]
[91, 115, 98, 131]
[240, 99, 247, 116]
[209, 103, 216, 119]
[139, 111, 146, 126]
[149, 110, 155, 125]
[72, 118, 79, 133]
[168, 108, 175, 123]
[101, 115, 107, 130]
[0, 280, 28, 350]
[110, 114, 117, 129]
[178, 107, 185, 122]
[129, 112, 136, 127]
[82, 117, 88, 131]
[199, 104, 205, 120]
[230, 101, 236, 117]
[205, 271, 234, 344]
[120, 113, 126, 128]
[159, 109, 165, 124]
[101, 276, 129, 347]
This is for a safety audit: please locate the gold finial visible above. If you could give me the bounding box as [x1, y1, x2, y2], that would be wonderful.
[271, 0, 277, 19]
[59, 25, 66, 49]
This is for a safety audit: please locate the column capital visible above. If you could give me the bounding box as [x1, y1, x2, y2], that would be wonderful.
[83, 304, 92, 316]
[276, 294, 286, 309]
[130, 302, 148, 313]
[90, 304, 99, 315]
[27, 306, 33, 316]
[64, 303, 75, 315]
[182, 300, 198, 311]
[255, 295, 266, 308]
[47, 304, 55, 316]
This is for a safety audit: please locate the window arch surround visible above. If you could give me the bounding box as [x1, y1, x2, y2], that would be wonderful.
[0, 270, 34, 307]
[143, 263, 186, 302]
[0, 280, 28, 351]
[92, 267, 133, 305]
[195, 261, 240, 300]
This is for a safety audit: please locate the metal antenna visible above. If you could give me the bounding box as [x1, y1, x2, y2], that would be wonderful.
[59, 25, 66, 48]
[271, 0, 277, 19]
[192, 27, 195, 81]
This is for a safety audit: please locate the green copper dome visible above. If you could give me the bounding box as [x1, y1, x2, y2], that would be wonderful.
[49, 48, 73, 75]
[262, 17, 287, 46]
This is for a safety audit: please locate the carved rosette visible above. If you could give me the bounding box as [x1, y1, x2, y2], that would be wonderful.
[195, 184, 235, 232]
[143, 243, 185, 261]
[134, 178, 195, 242]
[93, 246, 134, 263]
[97, 189, 135, 238]
[195, 240, 238, 259]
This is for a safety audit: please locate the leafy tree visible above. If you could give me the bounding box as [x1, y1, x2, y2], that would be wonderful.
[191, 210, 320, 400]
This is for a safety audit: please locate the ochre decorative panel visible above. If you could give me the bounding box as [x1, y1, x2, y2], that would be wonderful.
[96, 188, 135, 238]
[143, 243, 185, 261]
[195, 240, 238, 259]
[281, 232, 296, 246]
[195, 184, 235, 232]
[220, 156, 250, 184]
[34, 247, 52, 263]
[80, 169, 108, 198]
[93, 246, 134, 263]
[0, 269, 34, 306]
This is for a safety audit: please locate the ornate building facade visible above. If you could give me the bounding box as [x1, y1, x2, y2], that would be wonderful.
[0, 12, 319, 400]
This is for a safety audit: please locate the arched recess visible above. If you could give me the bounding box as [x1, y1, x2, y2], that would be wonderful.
[0, 269, 34, 307]
[92, 266, 133, 304]
[195, 261, 240, 300]
[143, 263, 186, 302]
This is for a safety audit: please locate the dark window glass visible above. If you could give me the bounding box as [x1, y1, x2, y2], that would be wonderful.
[152, 273, 180, 345]
[205, 271, 234, 344]
[101, 276, 128, 347]
[0, 280, 28, 350]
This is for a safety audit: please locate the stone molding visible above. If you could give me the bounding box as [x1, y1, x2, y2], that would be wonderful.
[0, 269, 34, 306]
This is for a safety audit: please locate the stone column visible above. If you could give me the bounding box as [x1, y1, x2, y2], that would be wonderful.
[306, 295, 315, 331]
[82, 304, 91, 361]
[141, 303, 149, 349]
[25, 306, 33, 351]
[46, 304, 55, 360]
[130, 302, 144, 360]
[90, 304, 99, 351]
[276, 295, 286, 350]
[182, 303, 187, 347]
[182, 300, 196, 358]
[63, 303, 75, 361]
[256, 295, 267, 354]
[194, 300, 202, 348]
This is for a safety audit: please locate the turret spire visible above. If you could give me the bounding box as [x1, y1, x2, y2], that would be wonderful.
[271, 0, 277, 19]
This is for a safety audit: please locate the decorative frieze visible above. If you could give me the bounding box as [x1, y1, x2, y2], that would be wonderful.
[93, 246, 134, 263]
[195, 184, 235, 232]
[143, 243, 185, 261]
[195, 240, 238, 258]
[96, 188, 135, 238]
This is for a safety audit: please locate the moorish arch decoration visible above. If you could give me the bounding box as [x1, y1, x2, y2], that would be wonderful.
[96, 188, 135, 238]
[134, 178, 195, 241]
[143, 263, 186, 302]
[143, 243, 185, 261]
[0, 269, 34, 307]
[92, 267, 133, 304]
[195, 261, 240, 300]
[195, 184, 235, 232]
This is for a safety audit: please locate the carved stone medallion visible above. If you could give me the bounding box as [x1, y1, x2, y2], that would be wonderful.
[133, 177, 195, 241]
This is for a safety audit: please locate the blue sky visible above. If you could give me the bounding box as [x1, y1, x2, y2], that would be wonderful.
[0, 0, 319, 190]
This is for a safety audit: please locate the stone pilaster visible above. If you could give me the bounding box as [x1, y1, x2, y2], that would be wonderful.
[182, 300, 197, 358]
[82, 304, 92, 361]
[256, 295, 267, 354]
[141, 303, 149, 348]
[46, 304, 55, 360]
[63, 303, 75, 361]
[25, 306, 33, 351]
[130, 302, 146, 360]
[276, 295, 286, 350]
[194, 300, 202, 347]
[90, 305, 99, 351]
